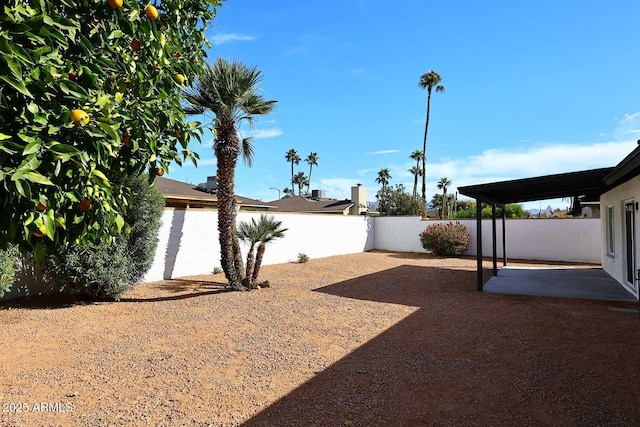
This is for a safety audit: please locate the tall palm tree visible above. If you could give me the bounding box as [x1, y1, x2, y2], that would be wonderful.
[304, 152, 319, 194]
[251, 216, 287, 285]
[409, 165, 423, 200]
[376, 168, 391, 191]
[292, 171, 309, 195]
[419, 70, 445, 202]
[437, 177, 452, 219]
[285, 148, 300, 194]
[236, 214, 288, 287]
[183, 58, 277, 291]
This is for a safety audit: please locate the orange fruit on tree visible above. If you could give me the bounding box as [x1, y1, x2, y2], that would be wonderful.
[36, 202, 47, 211]
[70, 109, 89, 126]
[33, 224, 47, 237]
[174, 73, 186, 85]
[78, 199, 92, 212]
[145, 5, 159, 20]
[123, 132, 131, 147]
[155, 168, 165, 177]
[131, 39, 141, 52]
[108, 0, 123, 8]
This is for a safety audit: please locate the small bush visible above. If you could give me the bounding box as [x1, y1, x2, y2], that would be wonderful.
[419, 222, 470, 257]
[297, 253, 309, 263]
[0, 245, 19, 298]
[213, 267, 223, 274]
[45, 174, 164, 300]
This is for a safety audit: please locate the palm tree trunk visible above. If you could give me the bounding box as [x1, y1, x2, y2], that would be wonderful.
[412, 174, 418, 200]
[215, 124, 244, 290]
[290, 161, 295, 193]
[307, 165, 312, 194]
[421, 90, 432, 202]
[252, 243, 266, 283]
[244, 244, 256, 286]
[442, 190, 446, 219]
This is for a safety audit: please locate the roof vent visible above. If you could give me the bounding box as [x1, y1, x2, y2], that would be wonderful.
[311, 189, 325, 200]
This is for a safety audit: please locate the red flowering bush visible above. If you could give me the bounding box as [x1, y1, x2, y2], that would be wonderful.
[419, 222, 469, 257]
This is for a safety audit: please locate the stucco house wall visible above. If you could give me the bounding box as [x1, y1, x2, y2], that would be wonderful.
[600, 174, 640, 299]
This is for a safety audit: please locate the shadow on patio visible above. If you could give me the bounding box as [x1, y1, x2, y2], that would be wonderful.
[243, 264, 640, 426]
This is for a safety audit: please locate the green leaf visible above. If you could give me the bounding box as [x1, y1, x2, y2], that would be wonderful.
[3, 56, 21, 79]
[97, 122, 119, 141]
[90, 169, 111, 188]
[22, 140, 41, 155]
[0, 133, 12, 140]
[23, 171, 54, 185]
[108, 29, 123, 39]
[0, 74, 33, 98]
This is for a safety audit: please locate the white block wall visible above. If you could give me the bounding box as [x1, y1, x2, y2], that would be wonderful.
[373, 216, 601, 264]
[144, 210, 375, 282]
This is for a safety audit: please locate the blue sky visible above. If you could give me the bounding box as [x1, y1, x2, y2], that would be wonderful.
[166, 0, 640, 209]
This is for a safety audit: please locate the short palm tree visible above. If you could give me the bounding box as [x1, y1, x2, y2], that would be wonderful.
[292, 171, 309, 195]
[236, 215, 287, 287]
[183, 58, 277, 291]
[285, 149, 300, 194]
[409, 165, 423, 200]
[419, 70, 445, 202]
[252, 215, 287, 285]
[437, 177, 452, 219]
[304, 152, 319, 194]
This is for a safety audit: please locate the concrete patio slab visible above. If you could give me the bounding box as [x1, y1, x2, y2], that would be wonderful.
[484, 266, 638, 302]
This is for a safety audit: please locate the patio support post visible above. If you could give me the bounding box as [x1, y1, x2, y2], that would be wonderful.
[476, 199, 483, 291]
[492, 204, 497, 276]
[502, 206, 507, 266]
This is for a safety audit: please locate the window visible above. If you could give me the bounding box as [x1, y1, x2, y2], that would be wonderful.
[606, 205, 615, 255]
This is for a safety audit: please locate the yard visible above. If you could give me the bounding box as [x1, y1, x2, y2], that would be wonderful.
[1, 251, 639, 426]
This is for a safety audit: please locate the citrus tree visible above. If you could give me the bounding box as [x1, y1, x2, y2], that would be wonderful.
[0, 0, 221, 261]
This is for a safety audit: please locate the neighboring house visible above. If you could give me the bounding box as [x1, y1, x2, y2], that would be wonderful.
[600, 145, 640, 299]
[154, 176, 274, 211]
[268, 185, 369, 215]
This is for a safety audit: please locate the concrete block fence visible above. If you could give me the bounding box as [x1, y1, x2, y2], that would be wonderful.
[2, 210, 601, 299]
[145, 210, 601, 283]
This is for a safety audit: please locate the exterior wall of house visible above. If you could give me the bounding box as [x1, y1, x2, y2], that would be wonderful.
[144, 210, 375, 282]
[373, 216, 601, 263]
[600, 176, 640, 298]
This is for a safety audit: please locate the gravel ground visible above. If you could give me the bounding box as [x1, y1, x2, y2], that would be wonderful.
[0, 250, 639, 426]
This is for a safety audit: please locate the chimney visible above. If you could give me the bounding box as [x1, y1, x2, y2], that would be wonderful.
[350, 184, 367, 215]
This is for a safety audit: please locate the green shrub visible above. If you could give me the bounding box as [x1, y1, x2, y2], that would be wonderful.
[0, 245, 19, 298]
[297, 253, 309, 263]
[419, 222, 470, 257]
[44, 174, 164, 300]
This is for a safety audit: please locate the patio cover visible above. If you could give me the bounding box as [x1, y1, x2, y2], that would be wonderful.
[458, 167, 616, 291]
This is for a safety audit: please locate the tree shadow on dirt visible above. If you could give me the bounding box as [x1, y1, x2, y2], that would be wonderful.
[118, 278, 230, 303]
[243, 264, 639, 426]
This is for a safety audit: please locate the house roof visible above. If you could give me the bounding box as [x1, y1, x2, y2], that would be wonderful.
[603, 145, 640, 187]
[266, 196, 354, 213]
[154, 177, 274, 209]
[458, 167, 615, 205]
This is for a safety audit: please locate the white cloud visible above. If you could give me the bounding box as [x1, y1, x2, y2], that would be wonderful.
[366, 149, 400, 155]
[614, 112, 640, 141]
[422, 140, 636, 197]
[317, 178, 359, 200]
[209, 33, 257, 45]
[245, 128, 283, 139]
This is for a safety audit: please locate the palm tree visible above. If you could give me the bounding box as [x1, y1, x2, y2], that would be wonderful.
[292, 171, 309, 195]
[437, 177, 452, 219]
[304, 152, 319, 194]
[408, 165, 423, 200]
[282, 187, 293, 197]
[236, 214, 288, 287]
[376, 168, 391, 191]
[285, 149, 300, 194]
[251, 215, 287, 285]
[419, 70, 445, 202]
[183, 58, 277, 291]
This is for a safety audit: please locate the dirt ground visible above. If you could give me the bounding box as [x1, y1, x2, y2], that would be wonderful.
[1, 250, 639, 426]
